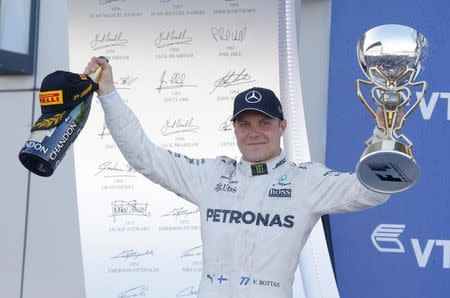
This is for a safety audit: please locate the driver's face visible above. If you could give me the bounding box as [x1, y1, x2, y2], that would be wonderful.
[234, 111, 286, 163]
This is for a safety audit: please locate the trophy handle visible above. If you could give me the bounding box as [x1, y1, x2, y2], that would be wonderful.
[402, 80, 427, 120]
[392, 80, 427, 147]
[356, 78, 379, 122]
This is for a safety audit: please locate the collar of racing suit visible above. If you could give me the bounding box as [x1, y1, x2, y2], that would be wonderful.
[238, 150, 287, 177]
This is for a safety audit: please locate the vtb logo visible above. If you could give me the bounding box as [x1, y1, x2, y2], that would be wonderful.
[371, 224, 406, 252]
[418, 92, 450, 120]
[371, 224, 450, 269]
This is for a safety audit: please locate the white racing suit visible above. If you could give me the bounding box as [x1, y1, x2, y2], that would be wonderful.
[99, 90, 390, 298]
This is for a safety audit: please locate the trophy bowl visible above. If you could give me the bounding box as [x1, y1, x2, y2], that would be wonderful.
[357, 24, 428, 87]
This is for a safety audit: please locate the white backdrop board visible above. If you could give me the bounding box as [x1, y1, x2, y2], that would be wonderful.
[68, 1, 284, 297]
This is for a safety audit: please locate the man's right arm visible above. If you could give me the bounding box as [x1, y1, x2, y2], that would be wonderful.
[84, 58, 213, 206]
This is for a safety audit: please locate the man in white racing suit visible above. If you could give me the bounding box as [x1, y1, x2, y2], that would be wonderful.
[85, 57, 390, 298]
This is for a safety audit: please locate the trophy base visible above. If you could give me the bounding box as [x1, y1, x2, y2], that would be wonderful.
[356, 139, 419, 194]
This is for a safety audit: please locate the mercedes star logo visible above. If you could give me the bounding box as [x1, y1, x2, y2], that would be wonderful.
[245, 90, 262, 103]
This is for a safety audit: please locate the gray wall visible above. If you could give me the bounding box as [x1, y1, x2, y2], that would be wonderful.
[0, 1, 85, 297]
[0, 0, 332, 297]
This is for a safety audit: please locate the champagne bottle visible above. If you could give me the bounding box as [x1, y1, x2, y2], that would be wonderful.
[18, 60, 104, 177]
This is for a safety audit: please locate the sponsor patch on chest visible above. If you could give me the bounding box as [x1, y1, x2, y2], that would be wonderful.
[268, 174, 292, 198]
[215, 182, 237, 193]
[268, 188, 292, 198]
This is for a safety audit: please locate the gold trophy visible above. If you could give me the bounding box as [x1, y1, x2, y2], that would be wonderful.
[355, 24, 428, 193]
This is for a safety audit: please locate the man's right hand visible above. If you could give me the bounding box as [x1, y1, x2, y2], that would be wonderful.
[83, 57, 115, 96]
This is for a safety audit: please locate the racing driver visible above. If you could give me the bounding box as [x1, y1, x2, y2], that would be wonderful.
[84, 57, 390, 298]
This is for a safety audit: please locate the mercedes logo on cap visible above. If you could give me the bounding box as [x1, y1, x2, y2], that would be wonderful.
[245, 90, 262, 103]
